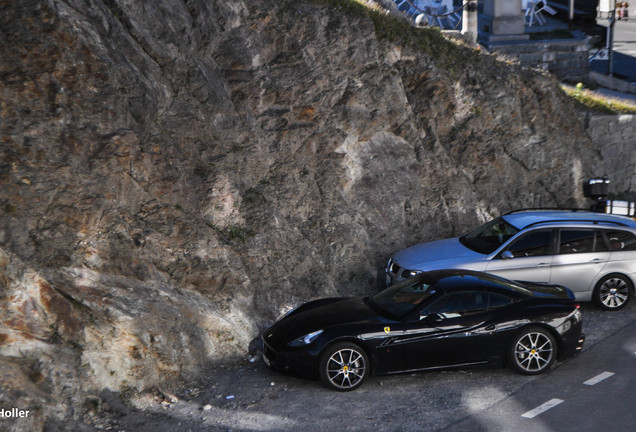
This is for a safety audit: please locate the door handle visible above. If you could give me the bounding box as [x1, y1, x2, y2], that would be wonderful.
[589, 258, 603, 263]
[536, 263, 549, 268]
[485, 324, 496, 331]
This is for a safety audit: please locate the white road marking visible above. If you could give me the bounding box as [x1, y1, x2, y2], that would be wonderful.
[583, 371, 615, 386]
[521, 399, 564, 419]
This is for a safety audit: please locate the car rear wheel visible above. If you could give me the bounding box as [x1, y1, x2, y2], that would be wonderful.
[594, 274, 632, 311]
[319, 342, 369, 391]
[509, 327, 556, 375]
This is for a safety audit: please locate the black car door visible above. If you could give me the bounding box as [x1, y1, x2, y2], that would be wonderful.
[398, 291, 500, 371]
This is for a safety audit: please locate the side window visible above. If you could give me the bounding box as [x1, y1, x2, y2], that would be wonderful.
[424, 292, 488, 318]
[559, 230, 607, 254]
[506, 230, 552, 258]
[488, 293, 512, 309]
[603, 230, 636, 251]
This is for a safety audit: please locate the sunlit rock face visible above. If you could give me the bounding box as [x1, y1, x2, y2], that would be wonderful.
[0, 0, 598, 425]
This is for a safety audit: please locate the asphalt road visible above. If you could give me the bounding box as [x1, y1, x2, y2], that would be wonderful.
[591, 17, 636, 83]
[439, 318, 636, 432]
[91, 299, 636, 432]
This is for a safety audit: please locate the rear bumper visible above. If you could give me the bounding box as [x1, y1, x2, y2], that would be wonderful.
[560, 331, 585, 361]
[575, 333, 585, 353]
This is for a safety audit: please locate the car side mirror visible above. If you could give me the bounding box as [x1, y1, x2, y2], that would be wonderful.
[501, 250, 514, 260]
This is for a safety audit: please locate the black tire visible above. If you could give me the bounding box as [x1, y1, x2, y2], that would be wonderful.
[319, 342, 369, 391]
[594, 274, 633, 311]
[508, 326, 556, 375]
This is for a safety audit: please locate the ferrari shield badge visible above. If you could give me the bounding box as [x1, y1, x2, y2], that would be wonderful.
[384, 326, 391, 334]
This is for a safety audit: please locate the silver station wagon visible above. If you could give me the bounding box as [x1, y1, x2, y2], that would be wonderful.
[386, 210, 636, 310]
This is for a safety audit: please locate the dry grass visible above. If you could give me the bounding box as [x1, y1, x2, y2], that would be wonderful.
[561, 83, 636, 114]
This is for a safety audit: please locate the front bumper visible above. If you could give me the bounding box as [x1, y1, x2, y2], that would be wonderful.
[261, 337, 319, 378]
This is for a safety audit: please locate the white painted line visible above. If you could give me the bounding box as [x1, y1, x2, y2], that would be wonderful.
[583, 371, 615, 386]
[521, 399, 564, 419]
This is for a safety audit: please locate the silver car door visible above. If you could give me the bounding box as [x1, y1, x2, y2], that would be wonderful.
[485, 229, 553, 283]
[549, 229, 609, 295]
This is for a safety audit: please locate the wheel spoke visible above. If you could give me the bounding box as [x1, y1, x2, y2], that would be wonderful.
[516, 341, 531, 352]
[537, 339, 550, 350]
[530, 333, 539, 347]
[518, 356, 531, 366]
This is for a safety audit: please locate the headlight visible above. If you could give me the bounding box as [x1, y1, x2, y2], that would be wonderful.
[287, 330, 324, 347]
[406, 270, 420, 277]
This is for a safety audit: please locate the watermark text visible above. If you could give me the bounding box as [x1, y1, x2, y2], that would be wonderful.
[0, 408, 30, 419]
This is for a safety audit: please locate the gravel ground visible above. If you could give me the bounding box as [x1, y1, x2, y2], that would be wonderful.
[83, 300, 636, 432]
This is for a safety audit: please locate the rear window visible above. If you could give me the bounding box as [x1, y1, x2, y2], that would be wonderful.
[602, 230, 636, 251]
[489, 293, 513, 308]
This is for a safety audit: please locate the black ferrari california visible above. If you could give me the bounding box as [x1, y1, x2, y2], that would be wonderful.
[262, 269, 585, 391]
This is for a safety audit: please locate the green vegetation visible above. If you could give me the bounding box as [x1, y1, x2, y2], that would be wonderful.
[225, 225, 247, 243]
[206, 222, 249, 244]
[562, 83, 636, 114]
[311, 0, 362, 14]
[311, 0, 478, 76]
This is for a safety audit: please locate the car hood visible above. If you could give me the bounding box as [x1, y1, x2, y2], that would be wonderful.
[392, 237, 486, 270]
[264, 297, 381, 347]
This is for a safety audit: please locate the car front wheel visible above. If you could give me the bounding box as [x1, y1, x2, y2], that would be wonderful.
[509, 326, 556, 375]
[594, 274, 632, 311]
[319, 342, 369, 391]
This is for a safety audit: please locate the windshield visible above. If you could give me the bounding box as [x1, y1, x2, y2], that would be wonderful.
[370, 277, 436, 320]
[459, 217, 520, 254]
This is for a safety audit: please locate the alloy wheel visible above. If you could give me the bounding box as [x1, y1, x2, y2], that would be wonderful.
[512, 330, 554, 374]
[324, 347, 367, 391]
[598, 277, 630, 309]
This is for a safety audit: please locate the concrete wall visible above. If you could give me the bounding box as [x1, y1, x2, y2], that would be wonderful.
[586, 113, 636, 197]
[491, 38, 592, 83]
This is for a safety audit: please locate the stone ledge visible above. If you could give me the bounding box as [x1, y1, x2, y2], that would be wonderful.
[588, 71, 636, 96]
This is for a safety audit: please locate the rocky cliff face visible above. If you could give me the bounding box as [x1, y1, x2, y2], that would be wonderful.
[0, 0, 601, 427]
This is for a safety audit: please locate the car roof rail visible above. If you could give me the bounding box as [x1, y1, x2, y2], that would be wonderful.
[523, 219, 630, 229]
[503, 208, 592, 215]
